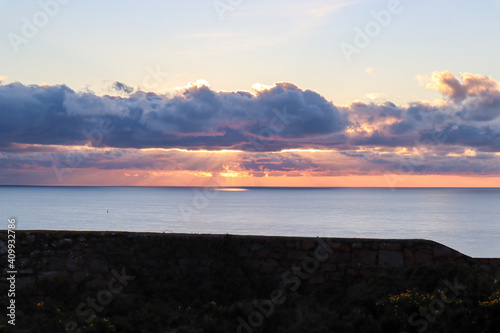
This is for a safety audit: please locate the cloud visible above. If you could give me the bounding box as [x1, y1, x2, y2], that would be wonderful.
[0, 83, 87, 146]
[111, 81, 134, 94]
[423, 70, 469, 102]
[365, 93, 386, 101]
[420, 71, 500, 106]
[1, 72, 500, 158]
[0, 81, 348, 152]
[340, 71, 500, 152]
[2, 144, 499, 185]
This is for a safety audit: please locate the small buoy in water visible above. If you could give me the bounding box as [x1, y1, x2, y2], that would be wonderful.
[107, 209, 109, 213]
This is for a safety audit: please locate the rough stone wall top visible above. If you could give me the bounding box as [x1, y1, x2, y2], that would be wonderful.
[1, 231, 499, 298]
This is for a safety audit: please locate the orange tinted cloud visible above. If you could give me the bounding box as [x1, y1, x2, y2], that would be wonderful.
[2, 73, 500, 186]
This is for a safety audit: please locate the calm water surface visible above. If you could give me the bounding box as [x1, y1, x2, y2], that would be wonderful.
[1, 186, 499, 257]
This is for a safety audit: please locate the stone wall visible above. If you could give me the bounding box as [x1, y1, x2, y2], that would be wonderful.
[1, 231, 499, 301]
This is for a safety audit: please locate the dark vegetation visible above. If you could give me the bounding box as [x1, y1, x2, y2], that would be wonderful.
[1, 262, 499, 333]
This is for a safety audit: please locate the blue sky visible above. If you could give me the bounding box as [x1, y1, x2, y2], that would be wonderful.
[2, 0, 500, 187]
[2, 0, 500, 105]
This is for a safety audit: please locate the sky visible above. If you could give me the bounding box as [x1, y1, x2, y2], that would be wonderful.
[1, 0, 500, 187]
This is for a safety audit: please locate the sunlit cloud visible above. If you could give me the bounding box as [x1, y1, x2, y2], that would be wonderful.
[418, 71, 500, 104]
[1, 72, 500, 186]
[252, 83, 274, 91]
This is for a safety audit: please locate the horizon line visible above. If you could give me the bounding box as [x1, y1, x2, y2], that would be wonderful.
[1, 185, 500, 189]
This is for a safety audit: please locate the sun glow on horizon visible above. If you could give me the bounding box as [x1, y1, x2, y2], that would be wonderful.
[214, 188, 249, 191]
[140, 148, 245, 153]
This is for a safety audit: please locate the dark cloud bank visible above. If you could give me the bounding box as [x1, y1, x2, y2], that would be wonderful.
[1, 73, 500, 153]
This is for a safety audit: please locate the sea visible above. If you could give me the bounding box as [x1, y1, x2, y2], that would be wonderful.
[1, 186, 499, 258]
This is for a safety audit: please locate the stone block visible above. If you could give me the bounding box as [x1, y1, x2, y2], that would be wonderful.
[415, 251, 433, 264]
[51, 238, 73, 248]
[250, 243, 264, 251]
[236, 247, 250, 257]
[352, 250, 378, 268]
[489, 259, 500, 267]
[287, 251, 306, 261]
[0, 241, 6, 255]
[17, 277, 36, 289]
[327, 272, 343, 282]
[38, 271, 71, 282]
[259, 265, 276, 274]
[380, 242, 402, 251]
[261, 258, 278, 268]
[257, 249, 268, 258]
[321, 264, 337, 272]
[85, 278, 109, 290]
[359, 270, 371, 277]
[88, 258, 109, 273]
[66, 251, 85, 271]
[19, 258, 30, 268]
[378, 250, 404, 266]
[271, 252, 285, 260]
[337, 263, 348, 271]
[347, 269, 359, 277]
[330, 243, 342, 250]
[433, 244, 455, 258]
[404, 249, 415, 267]
[22, 234, 36, 245]
[309, 274, 327, 284]
[73, 271, 90, 284]
[331, 252, 350, 263]
[301, 240, 316, 250]
[331, 243, 351, 252]
[48, 257, 67, 271]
